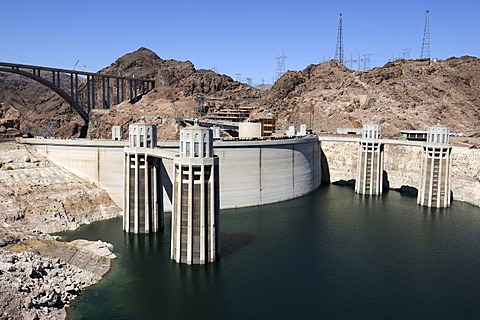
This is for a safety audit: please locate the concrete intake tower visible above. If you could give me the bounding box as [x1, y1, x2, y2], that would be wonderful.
[355, 124, 384, 195]
[171, 125, 220, 264]
[123, 122, 163, 233]
[417, 125, 452, 208]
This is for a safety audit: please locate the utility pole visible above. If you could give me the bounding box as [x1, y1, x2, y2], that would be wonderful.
[335, 14, 344, 64]
[420, 9, 430, 59]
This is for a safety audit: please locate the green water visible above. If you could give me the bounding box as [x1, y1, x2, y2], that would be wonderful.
[60, 185, 480, 319]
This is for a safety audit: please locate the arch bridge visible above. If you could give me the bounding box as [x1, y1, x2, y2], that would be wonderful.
[0, 61, 155, 131]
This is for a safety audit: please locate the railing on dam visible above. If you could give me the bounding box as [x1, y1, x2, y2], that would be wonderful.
[318, 135, 425, 147]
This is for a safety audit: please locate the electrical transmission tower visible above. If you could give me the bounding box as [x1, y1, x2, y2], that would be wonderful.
[335, 14, 344, 64]
[274, 52, 287, 81]
[420, 9, 430, 59]
[402, 48, 411, 59]
[360, 53, 371, 70]
[345, 55, 357, 70]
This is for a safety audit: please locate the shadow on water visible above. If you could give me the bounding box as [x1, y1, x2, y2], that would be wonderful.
[332, 179, 355, 187]
[220, 233, 255, 258]
[398, 185, 418, 197]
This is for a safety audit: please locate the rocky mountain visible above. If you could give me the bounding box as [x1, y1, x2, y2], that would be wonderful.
[257, 57, 480, 135]
[87, 47, 260, 139]
[1, 48, 479, 139]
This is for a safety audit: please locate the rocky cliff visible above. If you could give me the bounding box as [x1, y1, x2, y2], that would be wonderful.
[0, 142, 121, 232]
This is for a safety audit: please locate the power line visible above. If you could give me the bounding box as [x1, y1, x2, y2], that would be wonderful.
[335, 14, 344, 64]
[420, 9, 430, 59]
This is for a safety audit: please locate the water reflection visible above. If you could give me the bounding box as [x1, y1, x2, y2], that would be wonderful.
[220, 233, 255, 258]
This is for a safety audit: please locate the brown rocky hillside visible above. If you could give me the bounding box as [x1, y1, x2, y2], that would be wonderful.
[87, 47, 260, 139]
[257, 57, 480, 135]
[1, 48, 479, 139]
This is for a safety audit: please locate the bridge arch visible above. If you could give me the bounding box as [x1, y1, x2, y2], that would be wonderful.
[1, 61, 155, 138]
[0, 67, 89, 123]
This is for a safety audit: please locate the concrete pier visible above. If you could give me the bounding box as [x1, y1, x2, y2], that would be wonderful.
[171, 125, 220, 264]
[417, 125, 452, 208]
[123, 122, 164, 233]
[355, 124, 384, 195]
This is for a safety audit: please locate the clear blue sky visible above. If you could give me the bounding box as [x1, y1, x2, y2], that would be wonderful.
[1, 0, 478, 84]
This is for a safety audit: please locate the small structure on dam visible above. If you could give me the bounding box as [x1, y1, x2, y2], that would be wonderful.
[123, 122, 164, 233]
[355, 124, 384, 195]
[171, 125, 220, 264]
[417, 125, 452, 208]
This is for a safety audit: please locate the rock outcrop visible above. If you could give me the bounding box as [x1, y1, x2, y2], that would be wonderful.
[0, 226, 115, 319]
[0, 142, 121, 233]
[0, 141, 121, 319]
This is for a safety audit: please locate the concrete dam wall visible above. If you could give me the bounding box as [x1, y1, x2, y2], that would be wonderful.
[26, 136, 322, 211]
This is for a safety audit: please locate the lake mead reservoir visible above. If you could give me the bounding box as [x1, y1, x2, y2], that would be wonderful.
[60, 185, 480, 319]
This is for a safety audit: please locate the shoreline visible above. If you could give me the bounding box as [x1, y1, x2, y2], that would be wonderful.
[0, 141, 120, 319]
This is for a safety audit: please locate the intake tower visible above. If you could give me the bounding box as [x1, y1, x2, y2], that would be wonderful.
[355, 124, 384, 195]
[171, 125, 220, 264]
[417, 125, 452, 208]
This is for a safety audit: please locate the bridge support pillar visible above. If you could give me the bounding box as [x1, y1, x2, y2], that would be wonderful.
[418, 125, 452, 208]
[355, 124, 384, 195]
[171, 124, 220, 265]
[123, 122, 163, 233]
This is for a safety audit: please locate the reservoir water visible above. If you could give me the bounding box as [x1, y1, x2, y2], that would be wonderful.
[60, 185, 480, 319]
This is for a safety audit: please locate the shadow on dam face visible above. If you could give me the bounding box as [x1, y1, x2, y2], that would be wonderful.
[320, 148, 331, 184]
[383, 170, 390, 190]
[161, 163, 173, 203]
